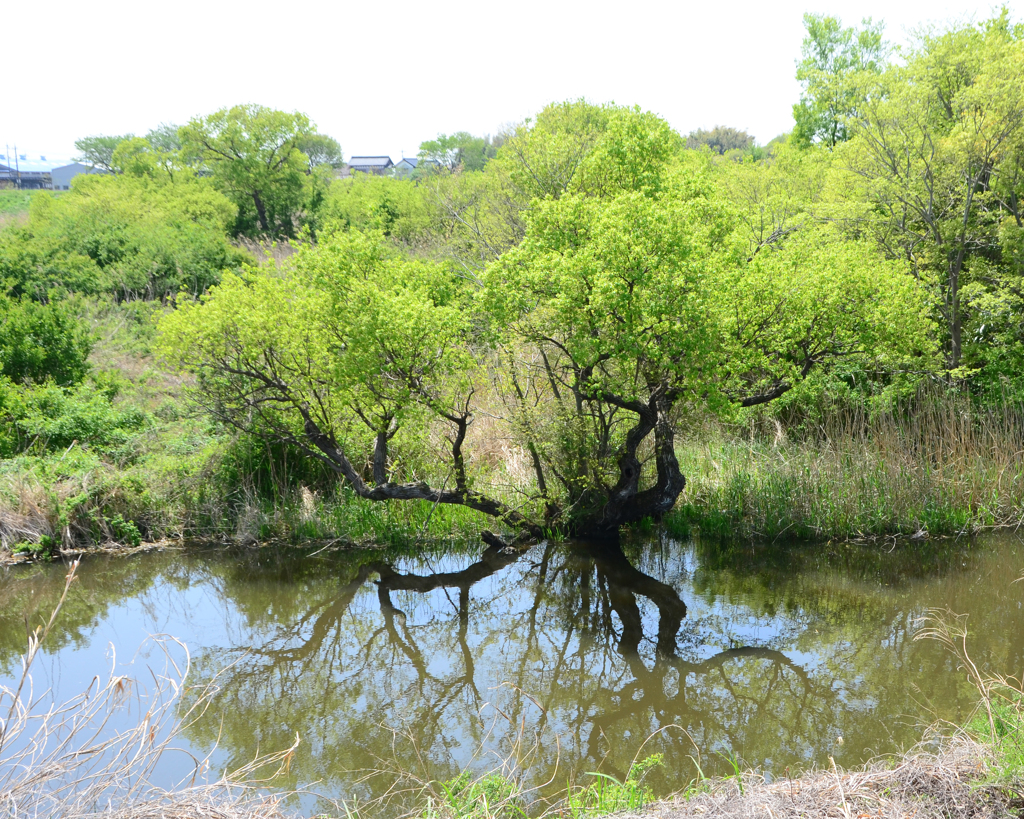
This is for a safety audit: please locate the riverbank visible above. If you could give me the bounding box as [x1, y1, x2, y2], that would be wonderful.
[5, 296, 1024, 559]
[21, 734, 1018, 819]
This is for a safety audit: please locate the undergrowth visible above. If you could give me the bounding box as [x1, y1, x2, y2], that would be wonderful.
[669, 390, 1024, 542]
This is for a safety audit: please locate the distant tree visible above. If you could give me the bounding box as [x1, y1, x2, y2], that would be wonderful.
[793, 14, 889, 149]
[418, 132, 499, 172]
[179, 104, 318, 238]
[74, 134, 133, 172]
[296, 133, 344, 172]
[145, 123, 182, 153]
[686, 126, 755, 154]
[840, 11, 1024, 378]
[111, 126, 188, 180]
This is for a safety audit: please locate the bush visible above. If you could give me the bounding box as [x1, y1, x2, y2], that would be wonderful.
[0, 295, 92, 386]
[0, 175, 247, 301]
[0, 377, 149, 458]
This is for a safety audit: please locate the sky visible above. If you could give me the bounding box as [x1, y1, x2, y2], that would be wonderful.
[3, 0, 1020, 169]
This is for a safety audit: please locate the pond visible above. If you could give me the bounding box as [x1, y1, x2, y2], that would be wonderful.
[1, 532, 1022, 811]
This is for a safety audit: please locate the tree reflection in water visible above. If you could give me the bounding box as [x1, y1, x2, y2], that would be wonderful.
[4, 535, 1021, 805]
[179, 537, 874, 801]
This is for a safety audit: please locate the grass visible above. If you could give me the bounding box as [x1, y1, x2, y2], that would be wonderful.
[0, 189, 33, 218]
[917, 603, 1024, 786]
[563, 754, 664, 817]
[669, 389, 1024, 542]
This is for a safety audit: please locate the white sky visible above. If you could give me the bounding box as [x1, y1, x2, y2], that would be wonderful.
[4, 0, 1019, 166]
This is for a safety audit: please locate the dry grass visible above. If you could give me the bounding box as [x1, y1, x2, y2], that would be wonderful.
[675, 390, 1024, 540]
[0, 562, 305, 819]
[623, 736, 1017, 819]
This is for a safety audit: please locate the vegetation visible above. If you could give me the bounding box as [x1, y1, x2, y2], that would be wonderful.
[179, 104, 339, 238]
[3, 10, 1024, 554]
[669, 389, 1024, 541]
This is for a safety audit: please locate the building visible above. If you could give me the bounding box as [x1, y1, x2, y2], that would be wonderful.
[393, 157, 442, 178]
[50, 162, 109, 191]
[0, 162, 50, 190]
[347, 156, 394, 175]
[393, 157, 419, 176]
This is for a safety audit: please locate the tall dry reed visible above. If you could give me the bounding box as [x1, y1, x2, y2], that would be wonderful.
[673, 390, 1024, 540]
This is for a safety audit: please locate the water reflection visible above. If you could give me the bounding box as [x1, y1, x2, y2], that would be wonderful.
[1, 533, 1021, 805]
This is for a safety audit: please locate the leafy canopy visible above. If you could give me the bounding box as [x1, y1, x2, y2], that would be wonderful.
[0, 296, 92, 387]
[160, 103, 935, 535]
[179, 104, 327, 238]
[0, 174, 244, 300]
[793, 14, 889, 148]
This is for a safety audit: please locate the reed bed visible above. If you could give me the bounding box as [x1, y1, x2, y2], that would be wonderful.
[673, 391, 1024, 541]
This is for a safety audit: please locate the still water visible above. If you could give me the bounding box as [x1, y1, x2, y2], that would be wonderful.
[1, 532, 1022, 807]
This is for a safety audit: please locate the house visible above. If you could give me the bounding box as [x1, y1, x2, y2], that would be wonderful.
[393, 157, 418, 176]
[347, 156, 394, 175]
[393, 157, 440, 176]
[50, 162, 109, 191]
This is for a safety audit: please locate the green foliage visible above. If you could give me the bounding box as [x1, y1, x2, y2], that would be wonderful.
[319, 175, 436, 243]
[490, 99, 616, 202]
[0, 174, 244, 299]
[793, 14, 889, 148]
[0, 296, 92, 386]
[836, 10, 1024, 384]
[295, 133, 343, 171]
[418, 132, 499, 172]
[0, 376, 150, 458]
[0, 190, 33, 219]
[107, 513, 142, 547]
[179, 104, 323, 238]
[430, 772, 525, 819]
[74, 133, 133, 172]
[686, 126, 755, 155]
[160, 103, 935, 536]
[566, 754, 663, 817]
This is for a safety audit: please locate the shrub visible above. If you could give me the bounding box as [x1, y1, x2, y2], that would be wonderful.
[0, 295, 92, 386]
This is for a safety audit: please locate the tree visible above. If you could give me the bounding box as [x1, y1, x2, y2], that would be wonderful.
[178, 104, 319, 238]
[145, 123, 182, 153]
[418, 132, 499, 173]
[110, 126, 187, 180]
[160, 106, 932, 540]
[296, 133, 343, 172]
[74, 134, 134, 172]
[793, 14, 889, 149]
[686, 126, 755, 154]
[1, 173, 243, 300]
[839, 11, 1024, 377]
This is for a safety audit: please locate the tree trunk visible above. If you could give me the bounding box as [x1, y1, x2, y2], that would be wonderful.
[579, 393, 686, 537]
[253, 190, 270, 234]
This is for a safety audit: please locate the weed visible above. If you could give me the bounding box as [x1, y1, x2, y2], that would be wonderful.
[430, 772, 526, 819]
[564, 754, 664, 818]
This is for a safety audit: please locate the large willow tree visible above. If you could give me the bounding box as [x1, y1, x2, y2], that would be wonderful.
[160, 105, 933, 540]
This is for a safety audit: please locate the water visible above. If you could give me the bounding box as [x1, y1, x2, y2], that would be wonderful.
[1, 532, 1021, 810]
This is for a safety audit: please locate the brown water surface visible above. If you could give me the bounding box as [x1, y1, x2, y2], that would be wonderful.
[1, 532, 1021, 809]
